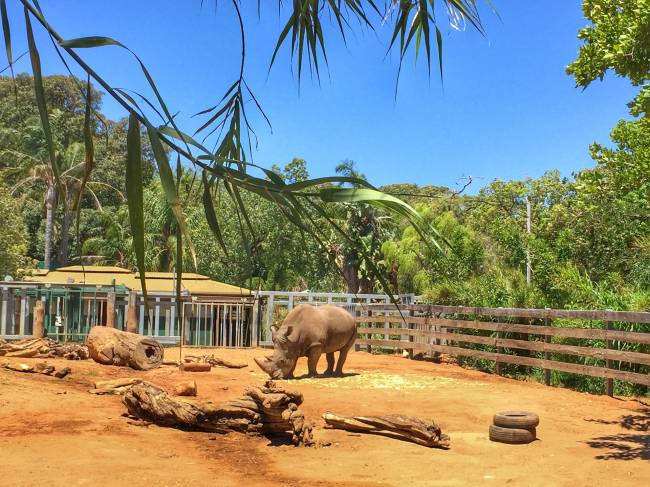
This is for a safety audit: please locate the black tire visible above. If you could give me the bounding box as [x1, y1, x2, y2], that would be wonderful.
[493, 411, 539, 429]
[489, 424, 536, 444]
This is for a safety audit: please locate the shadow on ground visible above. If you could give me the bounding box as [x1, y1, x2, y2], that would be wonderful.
[584, 405, 650, 460]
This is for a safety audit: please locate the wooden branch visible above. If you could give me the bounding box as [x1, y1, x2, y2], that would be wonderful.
[122, 380, 313, 445]
[0, 338, 88, 360]
[322, 412, 450, 449]
[1, 360, 70, 379]
[185, 354, 247, 369]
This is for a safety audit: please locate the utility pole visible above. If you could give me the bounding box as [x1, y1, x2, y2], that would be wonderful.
[526, 195, 532, 286]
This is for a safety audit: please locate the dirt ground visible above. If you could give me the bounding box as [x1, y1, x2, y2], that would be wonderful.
[1, 347, 649, 486]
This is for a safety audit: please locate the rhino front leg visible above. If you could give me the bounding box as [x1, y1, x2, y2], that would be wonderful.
[307, 346, 323, 377]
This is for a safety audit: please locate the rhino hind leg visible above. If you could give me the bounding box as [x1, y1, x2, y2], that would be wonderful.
[324, 353, 335, 376]
[334, 333, 356, 376]
[307, 346, 323, 377]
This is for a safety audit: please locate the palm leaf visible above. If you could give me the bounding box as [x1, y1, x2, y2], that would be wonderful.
[145, 121, 198, 269]
[24, 7, 60, 188]
[126, 112, 148, 298]
[1, 0, 15, 92]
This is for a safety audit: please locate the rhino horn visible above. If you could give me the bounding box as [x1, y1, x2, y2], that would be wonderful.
[254, 355, 274, 375]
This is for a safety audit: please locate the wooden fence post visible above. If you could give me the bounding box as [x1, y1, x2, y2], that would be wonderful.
[106, 292, 116, 328]
[366, 309, 372, 354]
[126, 291, 138, 334]
[605, 310, 614, 397]
[495, 312, 503, 376]
[544, 308, 551, 386]
[354, 306, 360, 352]
[32, 300, 44, 338]
[408, 309, 414, 359]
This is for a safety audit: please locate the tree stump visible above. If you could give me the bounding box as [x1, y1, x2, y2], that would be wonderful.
[86, 326, 163, 370]
[122, 380, 313, 445]
[322, 412, 450, 449]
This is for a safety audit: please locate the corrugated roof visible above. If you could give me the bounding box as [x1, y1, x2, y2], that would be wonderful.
[23, 266, 250, 296]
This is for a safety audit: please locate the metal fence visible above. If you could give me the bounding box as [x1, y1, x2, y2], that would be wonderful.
[0, 283, 255, 347]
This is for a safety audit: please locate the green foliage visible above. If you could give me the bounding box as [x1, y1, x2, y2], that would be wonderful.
[567, 0, 650, 116]
[0, 179, 32, 276]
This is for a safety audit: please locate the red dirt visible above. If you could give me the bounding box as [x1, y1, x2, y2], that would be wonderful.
[1, 347, 649, 486]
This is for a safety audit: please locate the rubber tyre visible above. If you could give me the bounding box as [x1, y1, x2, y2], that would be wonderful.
[489, 424, 536, 444]
[493, 411, 539, 429]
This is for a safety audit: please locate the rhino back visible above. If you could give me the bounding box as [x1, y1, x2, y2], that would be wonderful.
[285, 304, 355, 352]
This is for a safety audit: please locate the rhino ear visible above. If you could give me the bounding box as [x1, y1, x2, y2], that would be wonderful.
[283, 325, 294, 339]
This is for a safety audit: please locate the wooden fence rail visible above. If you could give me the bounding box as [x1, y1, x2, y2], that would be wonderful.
[355, 304, 650, 394]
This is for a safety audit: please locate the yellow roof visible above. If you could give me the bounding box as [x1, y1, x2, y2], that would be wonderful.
[56, 265, 132, 274]
[23, 265, 250, 296]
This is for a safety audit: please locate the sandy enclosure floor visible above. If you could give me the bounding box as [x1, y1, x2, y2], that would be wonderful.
[1, 347, 649, 486]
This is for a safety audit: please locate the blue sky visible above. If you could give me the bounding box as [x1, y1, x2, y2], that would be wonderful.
[6, 1, 637, 192]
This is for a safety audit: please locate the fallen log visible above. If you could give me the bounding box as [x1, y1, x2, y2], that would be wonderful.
[1, 360, 70, 379]
[322, 412, 450, 449]
[180, 362, 211, 373]
[123, 380, 313, 445]
[90, 378, 149, 395]
[86, 326, 163, 370]
[0, 337, 89, 360]
[0, 338, 50, 358]
[184, 354, 247, 369]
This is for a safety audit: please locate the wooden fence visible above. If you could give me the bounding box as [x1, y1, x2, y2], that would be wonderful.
[355, 304, 650, 395]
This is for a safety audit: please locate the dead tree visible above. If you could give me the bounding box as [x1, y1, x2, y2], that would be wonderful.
[86, 326, 163, 370]
[123, 380, 313, 445]
[0, 338, 88, 359]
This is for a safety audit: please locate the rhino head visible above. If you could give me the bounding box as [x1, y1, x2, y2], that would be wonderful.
[254, 324, 298, 379]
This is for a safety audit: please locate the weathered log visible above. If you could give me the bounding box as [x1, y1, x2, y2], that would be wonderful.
[185, 354, 247, 369]
[90, 378, 147, 395]
[174, 380, 197, 396]
[123, 380, 314, 445]
[86, 326, 163, 370]
[180, 362, 211, 373]
[0, 337, 89, 360]
[1, 360, 69, 378]
[0, 338, 50, 357]
[322, 412, 450, 449]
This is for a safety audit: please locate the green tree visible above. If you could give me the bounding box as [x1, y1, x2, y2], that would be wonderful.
[1, 1, 488, 295]
[0, 179, 31, 277]
[567, 0, 650, 116]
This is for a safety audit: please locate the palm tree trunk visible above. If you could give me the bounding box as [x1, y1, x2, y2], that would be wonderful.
[43, 185, 56, 270]
[58, 209, 72, 266]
